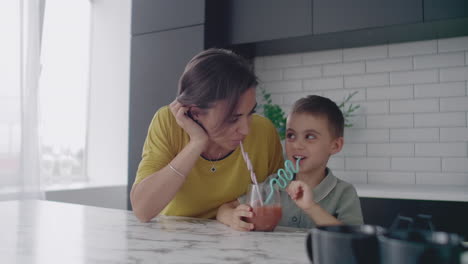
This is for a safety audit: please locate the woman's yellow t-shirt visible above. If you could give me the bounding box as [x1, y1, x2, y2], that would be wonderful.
[134, 106, 284, 219]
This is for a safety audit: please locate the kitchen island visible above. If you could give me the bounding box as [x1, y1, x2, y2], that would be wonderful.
[1, 200, 309, 263]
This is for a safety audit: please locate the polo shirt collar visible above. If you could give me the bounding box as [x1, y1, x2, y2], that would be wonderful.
[312, 168, 337, 203]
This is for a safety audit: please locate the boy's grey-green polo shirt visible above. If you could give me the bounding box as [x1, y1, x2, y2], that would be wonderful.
[240, 168, 364, 229]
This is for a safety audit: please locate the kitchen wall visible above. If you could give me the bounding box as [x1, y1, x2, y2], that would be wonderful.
[256, 36, 468, 189]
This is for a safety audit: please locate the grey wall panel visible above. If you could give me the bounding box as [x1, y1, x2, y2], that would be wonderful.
[132, 0, 204, 35]
[424, 0, 468, 21]
[128, 25, 204, 209]
[227, 0, 312, 44]
[314, 0, 423, 34]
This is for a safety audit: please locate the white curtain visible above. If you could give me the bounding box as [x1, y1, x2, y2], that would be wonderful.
[0, 0, 45, 200]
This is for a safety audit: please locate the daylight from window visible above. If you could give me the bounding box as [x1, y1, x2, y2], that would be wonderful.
[0, 0, 21, 190]
[39, 0, 91, 186]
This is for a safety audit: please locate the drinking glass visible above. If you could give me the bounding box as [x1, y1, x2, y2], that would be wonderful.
[244, 182, 282, 231]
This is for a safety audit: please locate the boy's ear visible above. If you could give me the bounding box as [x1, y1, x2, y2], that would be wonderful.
[330, 136, 344, 155]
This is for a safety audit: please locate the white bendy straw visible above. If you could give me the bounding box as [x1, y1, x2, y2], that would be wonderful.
[239, 141, 263, 206]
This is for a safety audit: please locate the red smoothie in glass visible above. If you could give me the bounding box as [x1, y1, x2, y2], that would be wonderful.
[245, 206, 282, 231]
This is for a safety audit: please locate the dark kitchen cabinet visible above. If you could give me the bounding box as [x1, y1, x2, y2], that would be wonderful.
[424, 0, 468, 21]
[313, 0, 422, 34]
[224, 0, 312, 45]
[128, 0, 205, 209]
[131, 0, 205, 35]
[128, 27, 204, 211]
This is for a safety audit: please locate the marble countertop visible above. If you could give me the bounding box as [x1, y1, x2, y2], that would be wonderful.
[1, 200, 310, 264]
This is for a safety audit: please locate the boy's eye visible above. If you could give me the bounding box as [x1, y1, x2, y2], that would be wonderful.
[306, 134, 315, 140]
[229, 117, 239, 123]
[286, 133, 296, 139]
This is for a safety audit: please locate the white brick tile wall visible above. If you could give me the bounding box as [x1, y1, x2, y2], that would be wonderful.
[257, 69, 282, 82]
[359, 101, 389, 114]
[262, 81, 302, 93]
[440, 66, 468, 81]
[415, 143, 466, 157]
[414, 112, 466, 127]
[392, 157, 441, 171]
[442, 158, 468, 172]
[438, 36, 468, 52]
[440, 97, 468, 112]
[415, 82, 466, 98]
[368, 171, 415, 184]
[345, 129, 389, 143]
[303, 49, 342, 65]
[280, 105, 291, 116]
[323, 62, 365, 76]
[390, 69, 439, 85]
[270, 94, 283, 105]
[254, 57, 265, 70]
[389, 40, 437, 57]
[343, 45, 388, 62]
[322, 89, 365, 103]
[345, 73, 389, 88]
[367, 114, 413, 128]
[416, 172, 468, 186]
[264, 54, 302, 69]
[328, 156, 345, 170]
[303, 77, 343, 90]
[414, 52, 465, 69]
[346, 115, 367, 129]
[366, 57, 412, 73]
[390, 99, 439, 113]
[346, 157, 390, 170]
[338, 143, 367, 156]
[283, 66, 321, 80]
[334, 170, 368, 184]
[367, 143, 414, 156]
[258, 37, 468, 188]
[283, 92, 315, 105]
[366, 85, 413, 100]
[390, 128, 439, 142]
[440, 128, 468, 141]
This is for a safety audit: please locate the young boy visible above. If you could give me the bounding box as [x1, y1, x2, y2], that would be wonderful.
[216, 95, 363, 231]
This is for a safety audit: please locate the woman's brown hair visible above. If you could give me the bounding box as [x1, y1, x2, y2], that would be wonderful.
[177, 48, 258, 128]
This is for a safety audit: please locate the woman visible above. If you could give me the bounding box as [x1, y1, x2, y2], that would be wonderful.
[130, 48, 284, 222]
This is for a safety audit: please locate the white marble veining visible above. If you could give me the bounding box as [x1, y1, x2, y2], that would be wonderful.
[0, 200, 310, 264]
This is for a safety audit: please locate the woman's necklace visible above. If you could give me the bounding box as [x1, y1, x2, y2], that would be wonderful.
[208, 152, 222, 173]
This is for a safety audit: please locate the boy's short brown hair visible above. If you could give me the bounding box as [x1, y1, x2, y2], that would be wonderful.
[291, 95, 344, 138]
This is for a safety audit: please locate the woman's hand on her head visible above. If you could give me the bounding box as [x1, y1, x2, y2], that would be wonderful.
[230, 204, 255, 231]
[169, 99, 208, 147]
[286, 180, 316, 211]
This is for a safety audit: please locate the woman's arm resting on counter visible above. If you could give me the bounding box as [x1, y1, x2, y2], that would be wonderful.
[130, 141, 204, 222]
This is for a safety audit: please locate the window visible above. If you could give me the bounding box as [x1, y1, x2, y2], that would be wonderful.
[39, 0, 91, 186]
[0, 0, 21, 189]
[1, 0, 130, 194]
